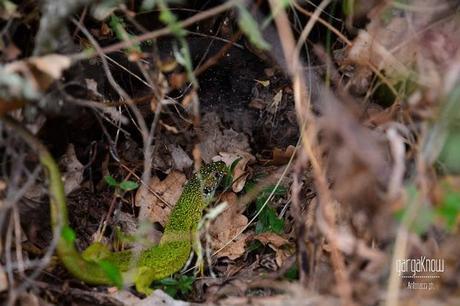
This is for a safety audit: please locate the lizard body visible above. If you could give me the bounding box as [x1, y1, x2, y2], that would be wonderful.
[2, 114, 226, 295]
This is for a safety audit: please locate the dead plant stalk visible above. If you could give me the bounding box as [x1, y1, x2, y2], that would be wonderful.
[268, 0, 354, 304]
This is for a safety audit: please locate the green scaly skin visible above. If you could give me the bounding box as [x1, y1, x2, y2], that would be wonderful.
[2, 115, 226, 295]
[83, 162, 226, 293]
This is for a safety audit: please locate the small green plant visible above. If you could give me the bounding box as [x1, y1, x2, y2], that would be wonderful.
[154, 275, 195, 298]
[436, 185, 460, 230]
[222, 158, 242, 189]
[236, 4, 270, 50]
[104, 175, 139, 192]
[157, 0, 197, 86]
[342, 0, 354, 16]
[109, 15, 142, 54]
[394, 184, 460, 233]
[247, 183, 286, 234]
[284, 265, 299, 281]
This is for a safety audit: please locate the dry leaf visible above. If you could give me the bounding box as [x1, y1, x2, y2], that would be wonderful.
[5, 54, 71, 91]
[59, 144, 84, 195]
[271, 145, 296, 166]
[3, 42, 21, 61]
[248, 98, 267, 110]
[210, 192, 249, 260]
[345, 0, 459, 87]
[253, 232, 294, 268]
[28, 54, 71, 79]
[85, 78, 103, 98]
[275, 247, 293, 268]
[199, 112, 251, 163]
[167, 144, 193, 172]
[253, 232, 290, 249]
[161, 121, 179, 134]
[136, 171, 186, 226]
[348, 30, 410, 79]
[254, 79, 270, 87]
[0, 265, 7, 292]
[270, 90, 283, 109]
[99, 22, 112, 37]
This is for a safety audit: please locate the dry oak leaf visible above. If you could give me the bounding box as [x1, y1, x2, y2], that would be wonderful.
[253, 232, 290, 249]
[198, 112, 251, 163]
[253, 232, 294, 268]
[28, 54, 71, 79]
[271, 145, 296, 166]
[210, 192, 249, 260]
[135, 171, 186, 226]
[5, 54, 71, 91]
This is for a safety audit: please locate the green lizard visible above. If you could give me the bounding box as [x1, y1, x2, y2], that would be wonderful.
[2, 115, 226, 294]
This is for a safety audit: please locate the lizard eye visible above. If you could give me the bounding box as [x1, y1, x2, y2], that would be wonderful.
[213, 171, 223, 180]
[203, 186, 213, 196]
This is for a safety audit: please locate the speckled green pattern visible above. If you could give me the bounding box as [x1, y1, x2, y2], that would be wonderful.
[0, 116, 227, 295]
[82, 161, 226, 294]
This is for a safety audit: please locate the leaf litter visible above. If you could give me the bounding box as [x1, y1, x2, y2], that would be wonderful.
[2, 1, 460, 305]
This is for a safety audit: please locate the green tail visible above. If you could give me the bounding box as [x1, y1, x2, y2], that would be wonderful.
[3, 115, 226, 294]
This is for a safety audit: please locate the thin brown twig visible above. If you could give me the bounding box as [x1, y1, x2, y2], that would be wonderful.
[1, 119, 63, 304]
[71, 19, 160, 225]
[119, 162, 172, 208]
[268, 0, 354, 304]
[69, 0, 240, 62]
[292, 1, 352, 46]
[291, 150, 311, 287]
[194, 31, 243, 77]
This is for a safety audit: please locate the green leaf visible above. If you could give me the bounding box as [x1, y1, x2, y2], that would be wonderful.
[255, 185, 286, 234]
[434, 86, 460, 173]
[98, 260, 123, 288]
[342, 0, 354, 16]
[164, 286, 178, 297]
[436, 190, 460, 230]
[159, 6, 186, 37]
[177, 275, 194, 295]
[159, 277, 178, 286]
[156, 275, 194, 298]
[284, 265, 299, 281]
[158, 2, 197, 86]
[393, 185, 434, 234]
[256, 205, 284, 234]
[412, 207, 434, 235]
[119, 180, 139, 191]
[109, 15, 141, 53]
[222, 158, 241, 188]
[237, 4, 270, 50]
[439, 133, 460, 174]
[61, 226, 76, 243]
[104, 175, 118, 187]
[243, 178, 257, 193]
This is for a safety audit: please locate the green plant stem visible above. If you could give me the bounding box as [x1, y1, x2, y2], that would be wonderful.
[1, 115, 117, 285]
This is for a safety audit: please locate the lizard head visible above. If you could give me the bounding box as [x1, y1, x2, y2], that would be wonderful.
[199, 161, 227, 199]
